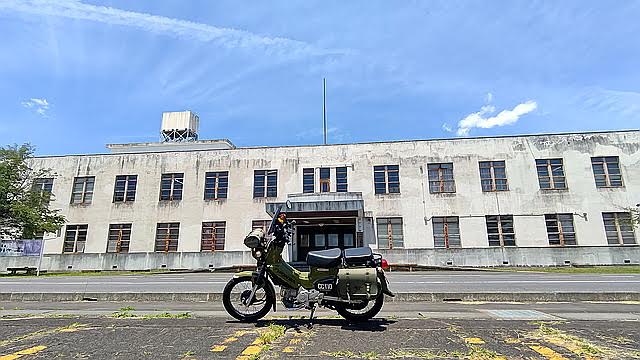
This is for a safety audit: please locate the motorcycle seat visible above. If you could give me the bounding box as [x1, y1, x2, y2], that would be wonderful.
[307, 248, 342, 268]
[343, 247, 373, 266]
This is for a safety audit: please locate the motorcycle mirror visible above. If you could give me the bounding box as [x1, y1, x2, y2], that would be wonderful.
[286, 200, 292, 209]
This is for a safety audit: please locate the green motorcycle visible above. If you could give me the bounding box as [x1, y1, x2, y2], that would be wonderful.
[223, 201, 395, 322]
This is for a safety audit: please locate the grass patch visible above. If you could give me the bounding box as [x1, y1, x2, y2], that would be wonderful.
[258, 324, 286, 344]
[388, 349, 439, 359]
[321, 351, 380, 359]
[493, 265, 640, 274]
[109, 307, 191, 319]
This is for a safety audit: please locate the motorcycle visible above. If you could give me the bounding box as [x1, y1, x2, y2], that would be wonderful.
[222, 200, 395, 322]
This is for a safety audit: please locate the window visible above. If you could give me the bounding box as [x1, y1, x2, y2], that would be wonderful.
[343, 233, 354, 247]
[479, 161, 508, 191]
[545, 214, 576, 246]
[591, 157, 623, 188]
[63, 225, 87, 253]
[602, 212, 636, 245]
[107, 224, 131, 253]
[486, 215, 516, 246]
[536, 159, 566, 190]
[204, 171, 228, 200]
[71, 176, 95, 204]
[252, 220, 270, 233]
[32, 178, 54, 202]
[336, 167, 348, 192]
[328, 234, 339, 247]
[254, 170, 277, 198]
[155, 222, 180, 252]
[113, 175, 137, 202]
[160, 173, 183, 201]
[376, 217, 404, 249]
[315, 234, 325, 247]
[433, 217, 461, 248]
[201, 221, 226, 251]
[303, 168, 315, 193]
[374, 165, 400, 194]
[428, 163, 456, 193]
[319, 168, 331, 193]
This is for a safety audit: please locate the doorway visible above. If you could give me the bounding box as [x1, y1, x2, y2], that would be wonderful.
[295, 218, 356, 262]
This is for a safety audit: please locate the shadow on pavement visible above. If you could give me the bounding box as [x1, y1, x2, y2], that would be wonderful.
[226, 318, 397, 332]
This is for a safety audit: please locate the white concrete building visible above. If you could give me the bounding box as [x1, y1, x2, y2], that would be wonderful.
[2, 112, 639, 271]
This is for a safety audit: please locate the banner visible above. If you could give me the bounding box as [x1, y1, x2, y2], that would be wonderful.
[0, 239, 43, 257]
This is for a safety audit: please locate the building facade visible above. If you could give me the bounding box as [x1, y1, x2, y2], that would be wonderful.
[2, 127, 639, 271]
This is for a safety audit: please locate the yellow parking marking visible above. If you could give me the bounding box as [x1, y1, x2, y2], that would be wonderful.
[289, 338, 302, 345]
[282, 346, 295, 353]
[223, 337, 238, 344]
[211, 329, 256, 353]
[210, 345, 227, 352]
[251, 338, 264, 345]
[0, 345, 47, 360]
[544, 337, 598, 360]
[464, 337, 485, 345]
[529, 345, 569, 360]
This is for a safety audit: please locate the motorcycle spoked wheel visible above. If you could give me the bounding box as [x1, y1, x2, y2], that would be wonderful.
[223, 276, 275, 322]
[335, 294, 384, 323]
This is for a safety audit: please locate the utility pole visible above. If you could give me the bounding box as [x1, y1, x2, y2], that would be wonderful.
[323, 78, 327, 145]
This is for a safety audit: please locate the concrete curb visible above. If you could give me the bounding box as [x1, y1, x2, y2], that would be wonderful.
[2, 292, 639, 303]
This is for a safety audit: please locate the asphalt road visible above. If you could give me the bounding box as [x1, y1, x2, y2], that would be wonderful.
[2, 271, 640, 294]
[1, 302, 640, 360]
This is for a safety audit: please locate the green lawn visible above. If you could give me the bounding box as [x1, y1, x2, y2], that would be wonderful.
[494, 265, 640, 274]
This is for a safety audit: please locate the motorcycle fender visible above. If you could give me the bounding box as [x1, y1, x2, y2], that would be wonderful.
[232, 271, 277, 311]
[377, 269, 395, 297]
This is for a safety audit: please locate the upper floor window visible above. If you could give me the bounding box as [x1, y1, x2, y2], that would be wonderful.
[254, 170, 277, 198]
[479, 161, 508, 192]
[107, 223, 131, 253]
[545, 214, 576, 246]
[336, 167, 348, 192]
[303, 168, 315, 193]
[113, 175, 137, 202]
[374, 165, 400, 194]
[201, 221, 226, 251]
[204, 171, 228, 200]
[155, 222, 179, 252]
[160, 173, 183, 201]
[602, 212, 636, 245]
[591, 157, 623, 188]
[536, 159, 566, 190]
[486, 215, 516, 246]
[428, 163, 455, 193]
[376, 217, 404, 249]
[433, 216, 461, 248]
[63, 224, 87, 253]
[32, 178, 54, 203]
[319, 168, 331, 193]
[71, 176, 95, 204]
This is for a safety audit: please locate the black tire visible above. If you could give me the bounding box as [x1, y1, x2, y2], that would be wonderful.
[223, 276, 275, 322]
[336, 295, 384, 323]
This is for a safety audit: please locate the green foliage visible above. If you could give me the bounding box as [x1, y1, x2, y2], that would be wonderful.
[0, 144, 65, 239]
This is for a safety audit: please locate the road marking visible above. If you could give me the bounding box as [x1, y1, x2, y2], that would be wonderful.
[484, 310, 562, 321]
[211, 330, 256, 353]
[210, 345, 227, 352]
[529, 345, 569, 360]
[464, 337, 485, 345]
[236, 345, 263, 360]
[223, 337, 238, 344]
[0, 345, 47, 360]
[544, 337, 598, 360]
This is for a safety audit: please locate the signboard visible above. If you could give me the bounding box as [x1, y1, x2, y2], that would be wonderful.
[0, 239, 43, 257]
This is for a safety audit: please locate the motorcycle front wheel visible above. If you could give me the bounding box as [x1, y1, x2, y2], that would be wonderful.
[223, 276, 274, 322]
[335, 295, 384, 323]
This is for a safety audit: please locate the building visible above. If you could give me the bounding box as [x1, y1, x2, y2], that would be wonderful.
[1, 111, 639, 271]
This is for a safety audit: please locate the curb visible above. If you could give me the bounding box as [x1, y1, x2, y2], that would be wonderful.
[2, 292, 639, 303]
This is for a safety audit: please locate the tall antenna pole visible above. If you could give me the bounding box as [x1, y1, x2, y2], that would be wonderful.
[323, 78, 327, 145]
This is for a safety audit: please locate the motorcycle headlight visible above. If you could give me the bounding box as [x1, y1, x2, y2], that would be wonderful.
[253, 249, 263, 259]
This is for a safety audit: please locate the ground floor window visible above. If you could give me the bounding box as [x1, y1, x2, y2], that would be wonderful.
[155, 223, 180, 252]
[63, 225, 87, 253]
[545, 214, 576, 246]
[107, 224, 131, 253]
[486, 215, 516, 247]
[376, 217, 404, 249]
[602, 212, 636, 245]
[252, 220, 270, 233]
[201, 221, 226, 251]
[433, 216, 461, 248]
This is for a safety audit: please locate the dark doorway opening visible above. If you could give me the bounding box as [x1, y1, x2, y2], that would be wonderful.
[295, 218, 356, 262]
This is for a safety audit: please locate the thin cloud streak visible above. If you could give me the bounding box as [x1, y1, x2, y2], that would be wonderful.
[21, 98, 50, 116]
[0, 0, 347, 59]
[455, 100, 537, 136]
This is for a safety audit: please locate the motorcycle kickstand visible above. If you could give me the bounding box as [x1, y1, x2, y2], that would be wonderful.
[307, 304, 318, 329]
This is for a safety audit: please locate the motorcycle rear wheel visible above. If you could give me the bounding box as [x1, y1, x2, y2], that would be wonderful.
[223, 276, 274, 322]
[335, 295, 384, 323]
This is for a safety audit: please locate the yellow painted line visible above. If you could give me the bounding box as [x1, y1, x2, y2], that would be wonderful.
[544, 337, 598, 360]
[282, 346, 295, 353]
[210, 345, 227, 352]
[289, 338, 302, 345]
[251, 338, 264, 346]
[240, 345, 262, 356]
[223, 337, 238, 344]
[529, 345, 569, 360]
[464, 337, 485, 345]
[0, 345, 47, 360]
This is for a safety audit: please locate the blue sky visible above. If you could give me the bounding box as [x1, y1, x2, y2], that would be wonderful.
[1, 0, 639, 155]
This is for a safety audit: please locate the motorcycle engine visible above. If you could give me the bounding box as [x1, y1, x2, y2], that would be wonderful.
[280, 287, 323, 309]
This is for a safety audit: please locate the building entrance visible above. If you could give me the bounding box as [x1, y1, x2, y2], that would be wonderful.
[295, 218, 356, 261]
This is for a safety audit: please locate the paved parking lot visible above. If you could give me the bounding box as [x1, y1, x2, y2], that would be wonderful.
[2, 307, 640, 359]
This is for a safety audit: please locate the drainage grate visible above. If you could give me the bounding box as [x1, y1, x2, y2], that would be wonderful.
[484, 310, 562, 320]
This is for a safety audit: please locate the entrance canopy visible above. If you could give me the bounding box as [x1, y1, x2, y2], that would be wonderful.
[266, 192, 364, 217]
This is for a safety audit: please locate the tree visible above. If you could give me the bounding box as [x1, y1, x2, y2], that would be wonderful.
[0, 144, 65, 239]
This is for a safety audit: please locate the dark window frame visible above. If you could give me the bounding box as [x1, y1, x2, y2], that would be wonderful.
[374, 165, 400, 195]
[336, 167, 348, 192]
[204, 171, 229, 200]
[159, 173, 184, 201]
[591, 157, 624, 188]
[201, 221, 226, 251]
[107, 223, 132, 253]
[479, 161, 508, 192]
[319, 167, 331, 193]
[113, 175, 137, 202]
[63, 224, 88, 253]
[303, 168, 315, 193]
[427, 163, 456, 194]
[32, 178, 54, 203]
[536, 159, 567, 190]
[602, 212, 636, 245]
[545, 214, 577, 246]
[253, 170, 278, 198]
[154, 222, 180, 252]
[485, 215, 516, 247]
[433, 216, 461, 248]
[70, 176, 95, 204]
[376, 217, 404, 249]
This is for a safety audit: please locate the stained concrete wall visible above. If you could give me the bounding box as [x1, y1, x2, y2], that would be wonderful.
[1, 130, 639, 270]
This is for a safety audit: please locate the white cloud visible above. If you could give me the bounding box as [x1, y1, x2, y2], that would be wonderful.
[0, 0, 344, 59]
[485, 92, 493, 103]
[456, 100, 537, 136]
[21, 98, 50, 116]
[441, 123, 453, 133]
